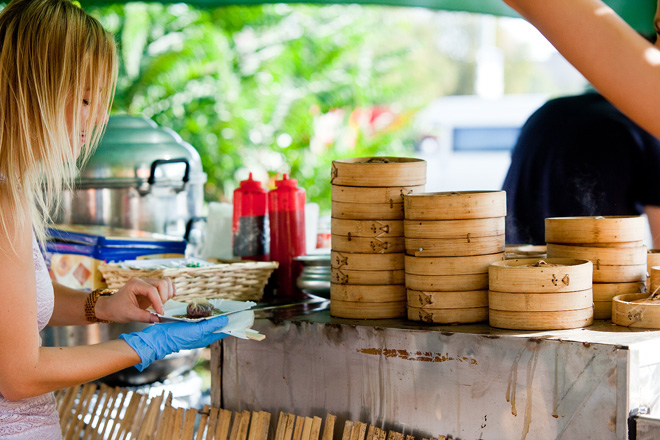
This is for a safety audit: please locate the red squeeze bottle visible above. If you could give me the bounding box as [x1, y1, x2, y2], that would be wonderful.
[268, 174, 306, 298]
[232, 173, 268, 261]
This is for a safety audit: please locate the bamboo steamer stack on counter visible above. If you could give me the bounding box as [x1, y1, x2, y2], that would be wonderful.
[403, 191, 506, 324]
[488, 258, 594, 330]
[612, 266, 660, 328]
[545, 216, 647, 319]
[329, 157, 426, 319]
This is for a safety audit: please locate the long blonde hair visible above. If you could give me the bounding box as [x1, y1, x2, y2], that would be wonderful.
[0, 0, 117, 246]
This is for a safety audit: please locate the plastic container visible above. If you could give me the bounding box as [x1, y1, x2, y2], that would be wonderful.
[232, 173, 268, 261]
[268, 174, 306, 298]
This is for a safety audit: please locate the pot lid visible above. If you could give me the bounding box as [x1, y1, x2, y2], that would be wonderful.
[77, 115, 206, 188]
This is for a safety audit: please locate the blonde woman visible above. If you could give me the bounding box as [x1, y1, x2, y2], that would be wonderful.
[0, 0, 229, 437]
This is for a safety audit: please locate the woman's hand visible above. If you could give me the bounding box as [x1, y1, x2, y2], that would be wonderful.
[95, 277, 175, 323]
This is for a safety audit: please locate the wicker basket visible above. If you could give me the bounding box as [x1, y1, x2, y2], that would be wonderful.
[98, 261, 278, 302]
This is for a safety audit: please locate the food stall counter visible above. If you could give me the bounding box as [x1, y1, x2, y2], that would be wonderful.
[213, 308, 660, 439]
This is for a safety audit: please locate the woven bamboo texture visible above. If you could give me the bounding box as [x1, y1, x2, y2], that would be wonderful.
[57, 383, 454, 440]
[99, 261, 278, 302]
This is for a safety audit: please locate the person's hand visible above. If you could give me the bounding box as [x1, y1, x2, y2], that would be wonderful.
[96, 277, 175, 324]
[119, 316, 229, 371]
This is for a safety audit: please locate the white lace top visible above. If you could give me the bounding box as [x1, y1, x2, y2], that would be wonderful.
[0, 234, 60, 439]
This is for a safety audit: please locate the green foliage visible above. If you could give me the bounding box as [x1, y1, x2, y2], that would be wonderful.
[88, 3, 449, 213]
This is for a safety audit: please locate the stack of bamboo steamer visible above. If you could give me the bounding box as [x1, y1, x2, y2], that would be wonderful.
[611, 266, 660, 328]
[330, 157, 426, 319]
[488, 258, 594, 330]
[647, 249, 660, 291]
[545, 216, 647, 319]
[403, 191, 506, 324]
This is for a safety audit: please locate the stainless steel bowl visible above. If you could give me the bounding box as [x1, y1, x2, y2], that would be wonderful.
[294, 254, 331, 298]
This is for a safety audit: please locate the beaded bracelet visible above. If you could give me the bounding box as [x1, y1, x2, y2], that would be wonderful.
[85, 288, 116, 323]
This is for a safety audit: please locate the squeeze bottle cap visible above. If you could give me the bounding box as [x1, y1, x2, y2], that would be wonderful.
[238, 172, 266, 193]
[275, 173, 298, 188]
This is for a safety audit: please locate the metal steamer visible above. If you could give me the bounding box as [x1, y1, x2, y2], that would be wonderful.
[54, 115, 207, 248]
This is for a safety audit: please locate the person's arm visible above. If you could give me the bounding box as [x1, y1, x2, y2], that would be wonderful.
[503, 0, 660, 140]
[0, 202, 141, 400]
[645, 205, 660, 248]
[50, 277, 174, 326]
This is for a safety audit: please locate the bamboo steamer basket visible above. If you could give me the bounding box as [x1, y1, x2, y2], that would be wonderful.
[403, 217, 504, 239]
[330, 283, 406, 302]
[332, 234, 405, 254]
[487, 289, 593, 312]
[546, 243, 647, 266]
[406, 289, 488, 308]
[404, 253, 505, 276]
[489, 307, 593, 330]
[404, 191, 506, 220]
[407, 306, 488, 324]
[331, 251, 404, 271]
[330, 299, 406, 319]
[405, 272, 489, 291]
[332, 267, 405, 285]
[488, 258, 592, 293]
[593, 264, 646, 283]
[593, 281, 646, 301]
[593, 301, 613, 320]
[330, 157, 426, 187]
[647, 249, 660, 288]
[331, 218, 404, 238]
[331, 201, 404, 220]
[650, 266, 660, 296]
[544, 216, 645, 244]
[405, 235, 505, 257]
[331, 184, 426, 204]
[612, 293, 660, 328]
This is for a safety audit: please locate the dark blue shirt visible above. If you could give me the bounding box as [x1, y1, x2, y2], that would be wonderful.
[502, 92, 660, 244]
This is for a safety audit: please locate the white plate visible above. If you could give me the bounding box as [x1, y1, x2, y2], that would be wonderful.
[157, 299, 257, 323]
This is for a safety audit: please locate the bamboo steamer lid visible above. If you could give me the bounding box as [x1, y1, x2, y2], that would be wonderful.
[331, 218, 404, 238]
[406, 235, 505, 257]
[612, 293, 660, 328]
[488, 258, 592, 293]
[331, 251, 404, 271]
[405, 272, 489, 292]
[331, 201, 404, 220]
[404, 191, 506, 220]
[403, 217, 505, 239]
[404, 253, 505, 276]
[406, 289, 488, 308]
[546, 243, 647, 265]
[407, 306, 488, 324]
[593, 301, 612, 320]
[330, 283, 406, 302]
[331, 157, 427, 187]
[332, 234, 405, 254]
[593, 281, 646, 301]
[332, 267, 405, 285]
[330, 299, 406, 319]
[545, 216, 645, 244]
[488, 289, 593, 312]
[331, 184, 426, 204]
[593, 264, 646, 283]
[489, 307, 593, 330]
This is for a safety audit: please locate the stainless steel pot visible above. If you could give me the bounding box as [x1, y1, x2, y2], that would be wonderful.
[54, 115, 207, 253]
[41, 322, 201, 386]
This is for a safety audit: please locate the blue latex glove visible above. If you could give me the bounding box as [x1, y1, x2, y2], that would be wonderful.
[119, 316, 229, 371]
